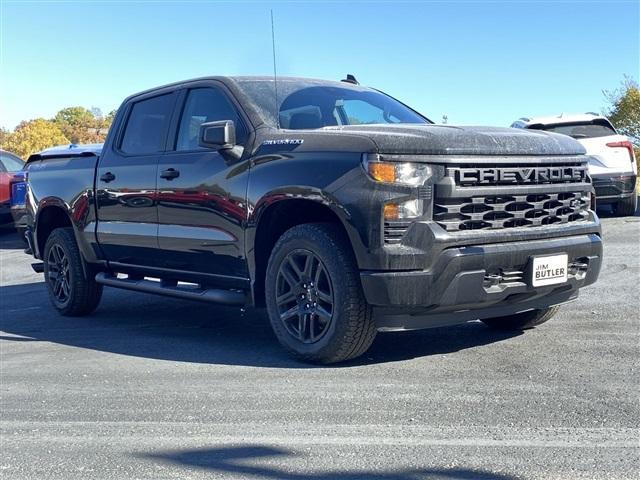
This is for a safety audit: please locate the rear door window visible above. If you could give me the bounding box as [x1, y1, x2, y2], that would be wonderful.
[120, 93, 175, 155]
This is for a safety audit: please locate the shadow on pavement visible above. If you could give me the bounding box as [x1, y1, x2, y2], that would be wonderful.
[139, 446, 519, 479]
[0, 227, 24, 250]
[0, 280, 520, 368]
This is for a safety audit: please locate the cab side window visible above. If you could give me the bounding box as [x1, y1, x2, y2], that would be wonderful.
[120, 94, 175, 155]
[176, 87, 247, 151]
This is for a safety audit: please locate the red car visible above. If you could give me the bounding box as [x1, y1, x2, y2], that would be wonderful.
[0, 149, 25, 224]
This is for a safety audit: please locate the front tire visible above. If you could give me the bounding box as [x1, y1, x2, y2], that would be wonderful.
[43, 227, 103, 316]
[481, 306, 559, 331]
[265, 223, 376, 364]
[612, 193, 637, 217]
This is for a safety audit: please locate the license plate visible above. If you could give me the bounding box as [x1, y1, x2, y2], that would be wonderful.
[10, 181, 26, 207]
[531, 254, 568, 287]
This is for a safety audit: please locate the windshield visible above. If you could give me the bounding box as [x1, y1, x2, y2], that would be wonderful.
[235, 79, 429, 129]
[530, 120, 617, 139]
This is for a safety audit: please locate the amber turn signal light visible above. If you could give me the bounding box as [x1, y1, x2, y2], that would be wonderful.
[383, 203, 400, 220]
[368, 162, 396, 183]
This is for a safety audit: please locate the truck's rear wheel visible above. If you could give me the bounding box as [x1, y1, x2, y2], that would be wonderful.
[612, 193, 638, 217]
[265, 223, 376, 364]
[481, 306, 559, 331]
[43, 227, 103, 316]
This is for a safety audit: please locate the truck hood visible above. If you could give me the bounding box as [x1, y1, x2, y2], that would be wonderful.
[322, 124, 586, 156]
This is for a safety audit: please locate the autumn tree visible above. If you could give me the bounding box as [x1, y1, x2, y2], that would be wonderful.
[603, 76, 640, 171]
[0, 127, 10, 149]
[604, 76, 640, 144]
[53, 106, 105, 144]
[3, 119, 69, 159]
[105, 109, 117, 125]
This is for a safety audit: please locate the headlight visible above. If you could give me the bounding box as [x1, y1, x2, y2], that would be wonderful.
[362, 154, 433, 186]
[383, 199, 422, 221]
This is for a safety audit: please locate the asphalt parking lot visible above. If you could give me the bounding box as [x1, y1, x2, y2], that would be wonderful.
[1, 204, 638, 480]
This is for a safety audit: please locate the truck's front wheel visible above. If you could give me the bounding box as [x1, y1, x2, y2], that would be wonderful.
[43, 227, 103, 316]
[265, 223, 376, 364]
[481, 306, 559, 331]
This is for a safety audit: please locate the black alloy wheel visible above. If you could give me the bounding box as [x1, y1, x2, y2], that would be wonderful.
[275, 249, 334, 344]
[43, 227, 103, 316]
[47, 243, 71, 304]
[265, 223, 376, 364]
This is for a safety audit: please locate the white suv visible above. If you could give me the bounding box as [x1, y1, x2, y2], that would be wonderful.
[511, 114, 637, 216]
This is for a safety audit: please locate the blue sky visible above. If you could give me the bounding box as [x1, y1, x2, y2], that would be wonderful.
[1, 0, 638, 130]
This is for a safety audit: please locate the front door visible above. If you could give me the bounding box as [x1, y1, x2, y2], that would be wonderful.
[155, 85, 251, 285]
[95, 91, 177, 267]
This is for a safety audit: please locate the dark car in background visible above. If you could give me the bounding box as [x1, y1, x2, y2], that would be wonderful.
[0, 149, 25, 225]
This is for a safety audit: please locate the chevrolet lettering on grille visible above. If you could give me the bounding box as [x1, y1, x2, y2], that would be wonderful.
[448, 166, 588, 185]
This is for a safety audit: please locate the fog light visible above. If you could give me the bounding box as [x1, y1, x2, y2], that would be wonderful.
[384, 199, 422, 220]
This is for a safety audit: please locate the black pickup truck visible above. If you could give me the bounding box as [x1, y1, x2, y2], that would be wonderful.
[22, 76, 602, 363]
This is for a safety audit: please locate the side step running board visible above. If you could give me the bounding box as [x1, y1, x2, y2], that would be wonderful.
[95, 272, 246, 306]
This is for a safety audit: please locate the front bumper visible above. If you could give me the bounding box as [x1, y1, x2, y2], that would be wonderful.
[592, 174, 636, 203]
[361, 233, 602, 330]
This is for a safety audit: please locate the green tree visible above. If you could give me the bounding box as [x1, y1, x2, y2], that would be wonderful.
[105, 109, 117, 125]
[53, 106, 104, 144]
[3, 119, 69, 159]
[96, 109, 117, 138]
[603, 76, 640, 145]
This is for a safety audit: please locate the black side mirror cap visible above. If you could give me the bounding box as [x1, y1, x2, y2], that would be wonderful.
[199, 120, 236, 150]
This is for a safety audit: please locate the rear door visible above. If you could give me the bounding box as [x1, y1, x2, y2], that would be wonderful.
[95, 91, 177, 267]
[155, 83, 252, 285]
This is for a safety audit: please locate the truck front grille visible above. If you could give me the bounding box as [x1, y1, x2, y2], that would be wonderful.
[434, 191, 590, 232]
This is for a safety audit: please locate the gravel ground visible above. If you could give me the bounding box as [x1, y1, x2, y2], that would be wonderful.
[1, 205, 638, 480]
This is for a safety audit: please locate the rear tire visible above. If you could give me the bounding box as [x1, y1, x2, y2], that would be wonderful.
[612, 193, 637, 217]
[43, 227, 103, 316]
[265, 223, 376, 364]
[481, 306, 559, 331]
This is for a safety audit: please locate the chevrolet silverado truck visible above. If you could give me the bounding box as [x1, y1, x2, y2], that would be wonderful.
[21, 76, 602, 363]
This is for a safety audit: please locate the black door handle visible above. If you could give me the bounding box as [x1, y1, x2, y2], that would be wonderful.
[100, 172, 116, 183]
[160, 168, 180, 180]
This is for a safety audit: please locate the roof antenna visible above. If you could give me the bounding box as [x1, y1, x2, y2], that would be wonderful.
[271, 10, 280, 129]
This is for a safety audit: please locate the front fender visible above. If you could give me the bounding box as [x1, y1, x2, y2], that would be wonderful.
[245, 152, 372, 274]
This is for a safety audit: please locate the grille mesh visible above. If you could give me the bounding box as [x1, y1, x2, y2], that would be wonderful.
[434, 192, 590, 232]
[384, 221, 412, 244]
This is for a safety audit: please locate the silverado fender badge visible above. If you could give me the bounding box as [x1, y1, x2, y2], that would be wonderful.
[262, 139, 304, 146]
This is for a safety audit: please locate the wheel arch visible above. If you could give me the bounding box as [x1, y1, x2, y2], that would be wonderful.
[35, 200, 74, 259]
[248, 196, 357, 308]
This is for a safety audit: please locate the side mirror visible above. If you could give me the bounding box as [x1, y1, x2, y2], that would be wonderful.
[199, 120, 236, 150]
